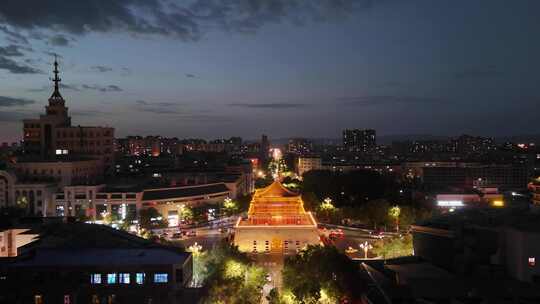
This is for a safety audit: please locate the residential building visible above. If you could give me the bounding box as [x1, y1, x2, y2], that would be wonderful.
[342, 129, 376, 152]
[0, 222, 192, 304]
[296, 156, 322, 177]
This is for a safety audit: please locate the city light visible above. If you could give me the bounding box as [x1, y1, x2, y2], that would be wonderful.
[437, 200, 464, 207]
[359, 241, 373, 259]
[492, 200, 504, 207]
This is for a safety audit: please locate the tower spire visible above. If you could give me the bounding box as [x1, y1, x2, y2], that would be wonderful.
[49, 54, 64, 102]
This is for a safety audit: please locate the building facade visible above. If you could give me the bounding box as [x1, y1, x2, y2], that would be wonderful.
[296, 156, 322, 177]
[342, 129, 376, 152]
[22, 58, 114, 171]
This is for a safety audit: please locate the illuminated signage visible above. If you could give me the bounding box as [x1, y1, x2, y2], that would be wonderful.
[437, 200, 464, 207]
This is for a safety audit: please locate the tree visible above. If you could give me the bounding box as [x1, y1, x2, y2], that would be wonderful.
[358, 199, 391, 229]
[223, 197, 239, 216]
[372, 234, 413, 259]
[179, 205, 194, 223]
[202, 241, 267, 304]
[282, 245, 365, 303]
[301, 192, 320, 212]
[388, 206, 401, 232]
[138, 207, 167, 230]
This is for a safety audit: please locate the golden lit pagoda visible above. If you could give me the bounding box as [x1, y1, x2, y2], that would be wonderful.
[234, 180, 320, 254]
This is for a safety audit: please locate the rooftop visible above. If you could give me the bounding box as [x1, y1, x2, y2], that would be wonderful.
[142, 183, 229, 201]
[13, 248, 190, 267]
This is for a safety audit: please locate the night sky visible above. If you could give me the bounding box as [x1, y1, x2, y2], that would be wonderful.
[1, 0, 539, 142]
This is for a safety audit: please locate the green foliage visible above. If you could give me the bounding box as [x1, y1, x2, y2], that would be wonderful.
[372, 234, 413, 259]
[255, 176, 273, 189]
[199, 241, 267, 304]
[282, 245, 364, 303]
[16, 196, 28, 210]
[222, 198, 239, 216]
[236, 194, 252, 213]
[179, 205, 194, 222]
[138, 207, 167, 230]
[302, 170, 396, 208]
[301, 192, 320, 212]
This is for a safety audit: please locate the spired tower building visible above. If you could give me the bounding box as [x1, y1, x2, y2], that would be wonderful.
[22, 56, 114, 170]
[234, 181, 320, 254]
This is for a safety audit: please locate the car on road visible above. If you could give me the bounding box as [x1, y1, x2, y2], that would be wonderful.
[218, 227, 228, 233]
[187, 230, 197, 237]
[159, 232, 168, 238]
[329, 229, 345, 239]
[171, 232, 183, 239]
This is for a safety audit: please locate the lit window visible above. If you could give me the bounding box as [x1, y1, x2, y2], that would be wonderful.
[119, 273, 130, 284]
[34, 295, 43, 304]
[136, 273, 145, 284]
[154, 273, 168, 283]
[107, 273, 117, 284]
[90, 273, 101, 284]
[529, 257, 536, 267]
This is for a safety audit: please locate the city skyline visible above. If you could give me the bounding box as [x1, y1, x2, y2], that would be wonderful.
[2, 0, 540, 142]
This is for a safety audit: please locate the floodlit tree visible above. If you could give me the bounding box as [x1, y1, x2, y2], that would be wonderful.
[138, 207, 167, 230]
[388, 205, 401, 232]
[282, 245, 365, 303]
[179, 204, 194, 223]
[223, 197, 239, 216]
[319, 197, 335, 221]
[372, 234, 413, 259]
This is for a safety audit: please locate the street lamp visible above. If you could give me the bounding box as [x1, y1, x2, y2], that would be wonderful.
[188, 242, 203, 255]
[359, 241, 373, 259]
[320, 198, 335, 221]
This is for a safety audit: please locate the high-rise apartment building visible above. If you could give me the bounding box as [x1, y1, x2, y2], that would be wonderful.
[342, 129, 376, 152]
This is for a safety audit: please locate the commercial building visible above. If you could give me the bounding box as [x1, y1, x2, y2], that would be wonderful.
[234, 181, 320, 254]
[422, 163, 530, 190]
[51, 182, 233, 225]
[411, 207, 540, 283]
[296, 156, 322, 177]
[342, 129, 376, 152]
[22, 58, 114, 171]
[0, 170, 57, 216]
[0, 222, 192, 304]
[287, 138, 313, 155]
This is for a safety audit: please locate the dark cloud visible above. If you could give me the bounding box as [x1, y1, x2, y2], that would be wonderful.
[0, 0, 200, 40]
[81, 84, 123, 92]
[454, 65, 501, 79]
[28, 83, 120, 92]
[120, 67, 132, 76]
[48, 34, 71, 47]
[43, 51, 63, 58]
[135, 100, 182, 114]
[189, 0, 374, 33]
[185, 73, 196, 78]
[0, 0, 376, 43]
[0, 110, 31, 122]
[0, 96, 35, 107]
[91, 65, 113, 73]
[0, 44, 25, 57]
[0, 55, 41, 74]
[338, 95, 446, 106]
[229, 102, 307, 109]
[0, 25, 29, 44]
[71, 109, 110, 117]
[27, 83, 80, 92]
